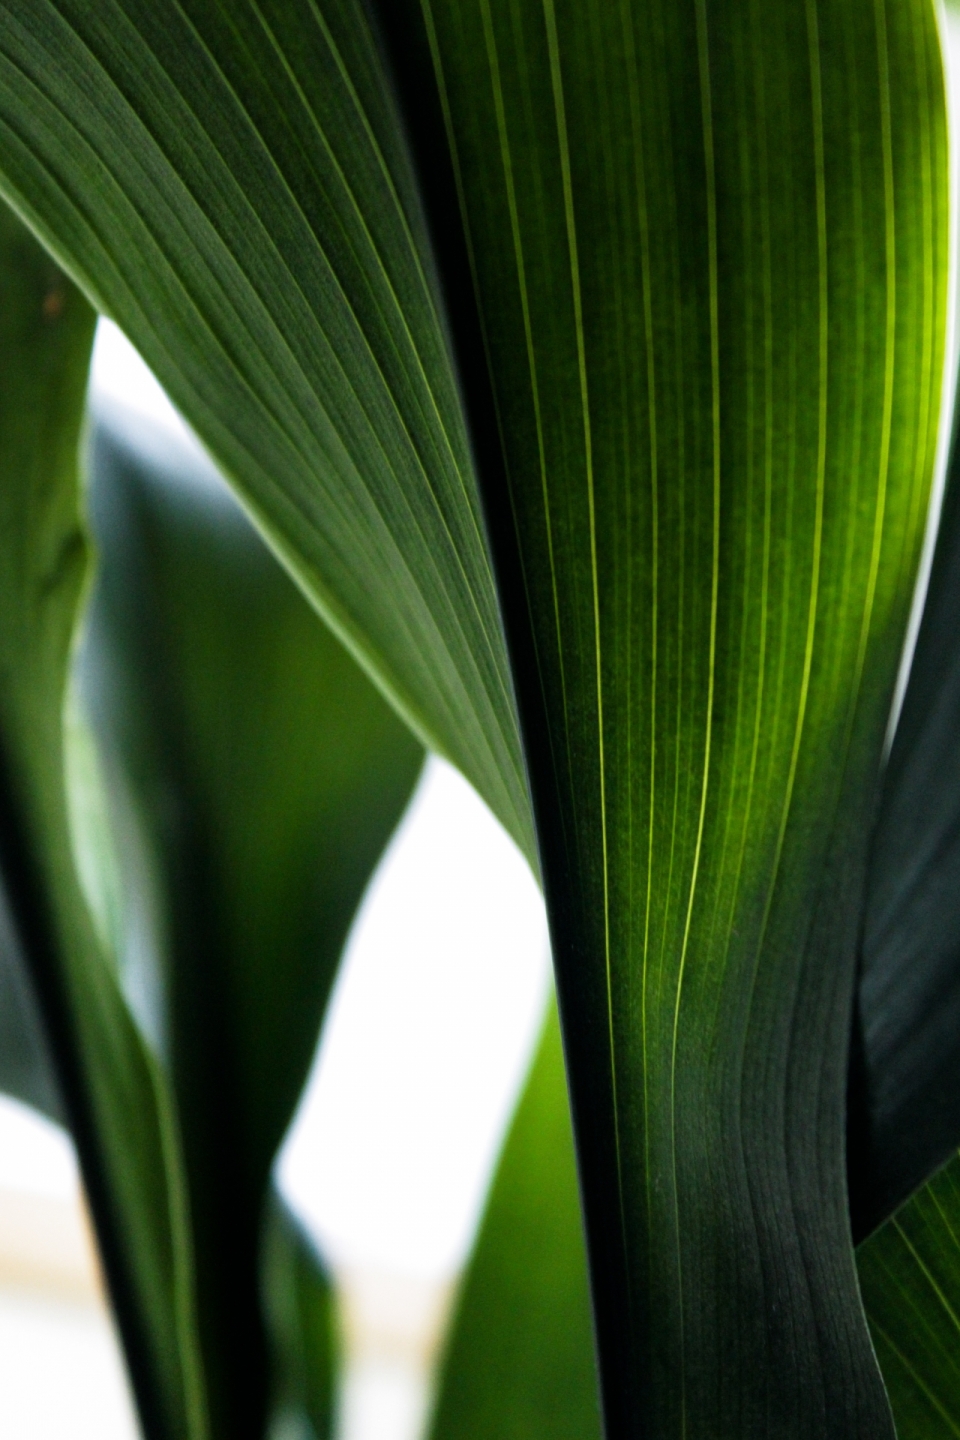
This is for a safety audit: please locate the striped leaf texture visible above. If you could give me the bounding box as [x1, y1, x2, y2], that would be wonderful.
[857, 1152, 960, 1439]
[376, 0, 950, 1434]
[0, 0, 530, 858]
[0, 2, 952, 1437]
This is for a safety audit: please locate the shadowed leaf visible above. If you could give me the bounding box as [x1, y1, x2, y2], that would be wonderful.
[375, 1, 949, 1433]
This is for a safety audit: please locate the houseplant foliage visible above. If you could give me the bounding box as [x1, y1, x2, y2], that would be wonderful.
[80, 417, 423, 1440]
[428, 995, 600, 1440]
[0, 2, 957, 1439]
[0, 206, 423, 1440]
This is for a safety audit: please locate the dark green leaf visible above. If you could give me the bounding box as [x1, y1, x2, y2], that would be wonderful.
[0, 871, 62, 1120]
[0, 0, 530, 858]
[849, 437, 960, 1239]
[375, 1, 949, 1433]
[428, 994, 600, 1440]
[856, 1150, 960, 1439]
[0, 202, 206, 1440]
[83, 415, 423, 1440]
[262, 1190, 338, 1440]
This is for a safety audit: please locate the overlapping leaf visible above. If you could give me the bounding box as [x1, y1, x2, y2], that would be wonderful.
[428, 994, 599, 1440]
[0, 0, 530, 858]
[857, 1151, 960, 1438]
[82, 413, 423, 1440]
[374, 1, 949, 1433]
[0, 203, 206, 1440]
[0, 2, 953, 1437]
[849, 430, 960, 1238]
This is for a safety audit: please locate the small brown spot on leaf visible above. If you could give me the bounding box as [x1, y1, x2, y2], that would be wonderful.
[41, 288, 65, 322]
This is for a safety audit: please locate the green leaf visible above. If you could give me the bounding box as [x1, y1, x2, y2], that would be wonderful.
[262, 1190, 338, 1440]
[848, 436, 960, 1239]
[0, 874, 63, 1120]
[0, 202, 207, 1440]
[373, 0, 949, 1433]
[428, 993, 600, 1440]
[0, 0, 531, 860]
[856, 1150, 960, 1439]
[83, 414, 423, 1440]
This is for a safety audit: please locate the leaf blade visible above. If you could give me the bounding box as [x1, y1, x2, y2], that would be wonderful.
[0, 201, 206, 1440]
[0, 0, 530, 857]
[428, 994, 600, 1440]
[83, 413, 423, 1440]
[377, 0, 951, 1432]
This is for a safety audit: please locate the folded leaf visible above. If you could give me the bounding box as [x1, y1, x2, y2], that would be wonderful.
[82, 414, 423, 1440]
[0, 0, 530, 859]
[0, 203, 206, 1440]
[856, 1150, 960, 1438]
[849, 433, 960, 1238]
[375, 0, 949, 1433]
[428, 994, 599, 1440]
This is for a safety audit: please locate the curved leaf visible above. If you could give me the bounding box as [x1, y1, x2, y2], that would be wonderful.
[82, 413, 423, 1440]
[428, 994, 599, 1440]
[849, 432, 960, 1238]
[374, 0, 949, 1434]
[856, 1150, 960, 1439]
[0, 0, 530, 858]
[0, 202, 206, 1440]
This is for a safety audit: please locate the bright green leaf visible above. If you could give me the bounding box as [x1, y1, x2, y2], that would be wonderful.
[83, 414, 423, 1440]
[0, 201, 207, 1440]
[374, 0, 949, 1433]
[428, 993, 600, 1440]
[0, 0, 531, 859]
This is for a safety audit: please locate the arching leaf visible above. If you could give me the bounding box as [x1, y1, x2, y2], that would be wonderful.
[0, 0, 530, 858]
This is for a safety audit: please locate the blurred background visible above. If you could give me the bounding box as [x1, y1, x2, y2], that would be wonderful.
[0, 319, 551, 1440]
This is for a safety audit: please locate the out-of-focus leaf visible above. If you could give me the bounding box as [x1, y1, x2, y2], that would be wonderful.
[849, 435, 960, 1239]
[262, 1191, 337, 1440]
[0, 871, 62, 1120]
[856, 1150, 960, 1438]
[0, 0, 530, 861]
[0, 203, 206, 1440]
[82, 414, 423, 1440]
[375, 1, 949, 1434]
[428, 995, 599, 1440]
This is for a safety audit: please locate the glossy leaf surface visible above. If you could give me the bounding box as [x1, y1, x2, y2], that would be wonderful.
[849, 434, 960, 1238]
[375, 1, 949, 1434]
[857, 1150, 960, 1439]
[0, 205, 206, 1440]
[428, 994, 599, 1440]
[83, 414, 423, 1440]
[0, 0, 530, 858]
